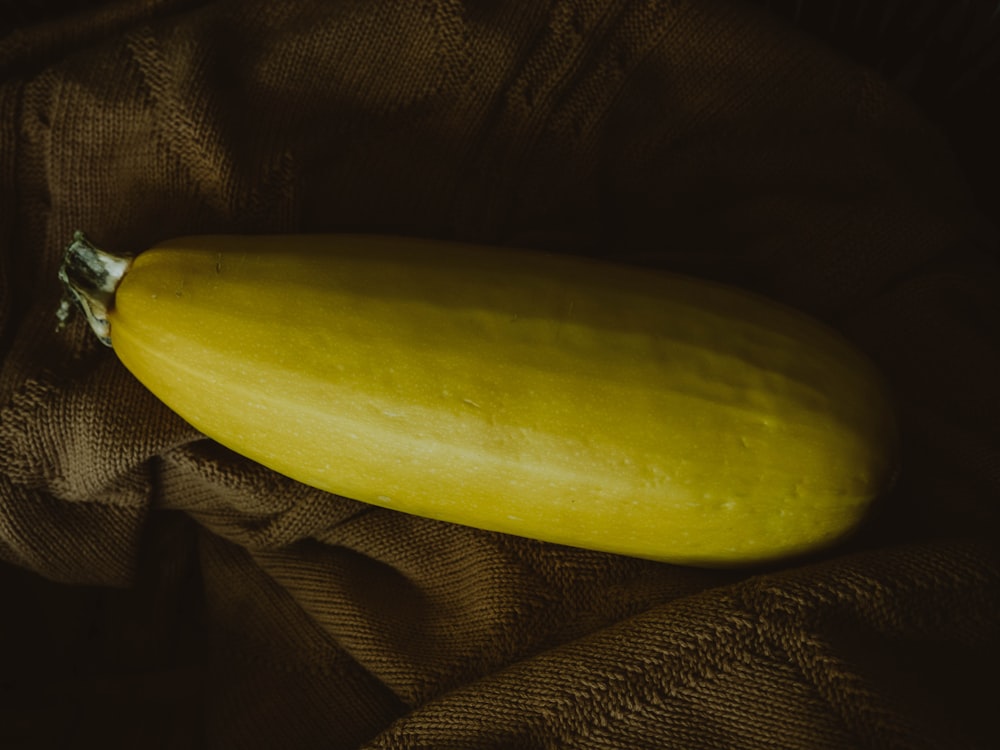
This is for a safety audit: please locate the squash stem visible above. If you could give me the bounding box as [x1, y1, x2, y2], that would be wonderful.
[57, 231, 132, 347]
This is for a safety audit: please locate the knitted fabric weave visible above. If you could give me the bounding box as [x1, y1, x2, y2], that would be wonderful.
[2, 1, 998, 748]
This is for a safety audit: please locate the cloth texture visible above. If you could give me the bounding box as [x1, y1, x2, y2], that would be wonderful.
[2, 1, 999, 747]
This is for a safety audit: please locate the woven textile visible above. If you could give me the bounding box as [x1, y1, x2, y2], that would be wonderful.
[2, 1, 998, 747]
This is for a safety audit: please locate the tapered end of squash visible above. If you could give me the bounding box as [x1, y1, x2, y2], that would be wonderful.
[57, 231, 132, 347]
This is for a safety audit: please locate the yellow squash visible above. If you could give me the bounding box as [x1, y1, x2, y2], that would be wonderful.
[59, 233, 898, 565]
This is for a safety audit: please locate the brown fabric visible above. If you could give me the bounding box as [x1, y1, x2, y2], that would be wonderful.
[2, 1, 999, 747]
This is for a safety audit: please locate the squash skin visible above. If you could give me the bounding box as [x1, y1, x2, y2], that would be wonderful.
[106, 234, 898, 565]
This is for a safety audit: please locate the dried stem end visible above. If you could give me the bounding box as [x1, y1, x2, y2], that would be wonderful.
[57, 231, 132, 347]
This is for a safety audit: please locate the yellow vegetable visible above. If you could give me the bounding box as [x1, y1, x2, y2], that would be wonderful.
[59, 232, 898, 565]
